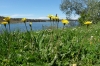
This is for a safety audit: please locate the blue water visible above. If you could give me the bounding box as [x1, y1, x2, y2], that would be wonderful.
[0, 21, 79, 32]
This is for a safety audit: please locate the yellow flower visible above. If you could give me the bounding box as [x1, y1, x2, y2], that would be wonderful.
[48, 15, 53, 18]
[51, 16, 56, 20]
[1, 22, 8, 25]
[21, 18, 26, 22]
[3, 17, 10, 22]
[61, 19, 69, 24]
[84, 21, 92, 25]
[51, 16, 59, 20]
[55, 16, 59, 19]
[29, 22, 32, 25]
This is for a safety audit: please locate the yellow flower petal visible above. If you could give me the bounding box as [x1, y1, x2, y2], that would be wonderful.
[21, 18, 26, 22]
[1, 22, 8, 24]
[61, 19, 69, 24]
[51, 16, 56, 20]
[55, 16, 59, 19]
[48, 15, 53, 18]
[4, 17, 10, 21]
[84, 21, 92, 25]
[29, 22, 32, 25]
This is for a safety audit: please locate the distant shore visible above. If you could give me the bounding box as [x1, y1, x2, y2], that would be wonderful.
[0, 16, 77, 23]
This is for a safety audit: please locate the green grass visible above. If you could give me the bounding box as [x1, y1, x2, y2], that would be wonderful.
[0, 22, 100, 66]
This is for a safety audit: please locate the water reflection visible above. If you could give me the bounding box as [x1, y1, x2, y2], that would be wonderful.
[0, 21, 79, 32]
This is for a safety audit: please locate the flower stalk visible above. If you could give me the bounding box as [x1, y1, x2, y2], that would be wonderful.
[55, 14, 59, 29]
[21, 18, 28, 32]
[29, 22, 32, 31]
[48, 15, 53, 30]
[3, 17, 11, 32]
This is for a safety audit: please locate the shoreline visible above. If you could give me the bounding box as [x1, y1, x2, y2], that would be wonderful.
[0, 16, 78, 23]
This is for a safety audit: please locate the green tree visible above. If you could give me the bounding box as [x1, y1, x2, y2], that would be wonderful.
[78, 11, 90, 25]
[60, 0, 100, 24]
[60, 0, 87, 15]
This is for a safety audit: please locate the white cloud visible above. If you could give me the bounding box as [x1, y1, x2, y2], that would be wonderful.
[34, 16, 79, 20]
[10, 14, 34, 18]
[59, 16, 66, 19]
[0, 13, 80, 20]
[0, 14, 10, 16]
[37, 16, 49, 19]
[0, 14, 35, 18]
[26, 17, 35, 19]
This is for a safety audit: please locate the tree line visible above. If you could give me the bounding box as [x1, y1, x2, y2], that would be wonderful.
[0, 16, 46, 22]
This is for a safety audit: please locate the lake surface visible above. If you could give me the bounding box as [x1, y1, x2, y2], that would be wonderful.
[0, 21, 79, 32]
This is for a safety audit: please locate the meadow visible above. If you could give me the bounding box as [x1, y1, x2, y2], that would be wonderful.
[0, 20, 100, 66]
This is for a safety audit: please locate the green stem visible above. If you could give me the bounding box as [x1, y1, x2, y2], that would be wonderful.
[57, 20, 59, 29]
[24, 22, 28, 32]
[87, 24, 89, 28]
[63, 23, 65, 29]
[50, 17, 52, 26]
[8, 21, 11, 32]
[30, 25, 32, 31]
[29, 25, 33, 47]
[4, 24, 7, 31]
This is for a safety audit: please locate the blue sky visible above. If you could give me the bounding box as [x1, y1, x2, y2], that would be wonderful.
[0, 0, 79, 19]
